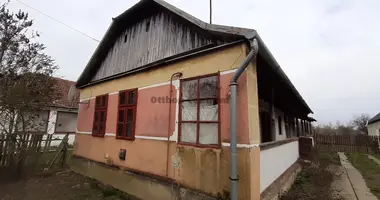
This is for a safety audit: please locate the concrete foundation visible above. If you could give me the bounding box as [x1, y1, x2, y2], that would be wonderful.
[70, 155, 218, 200]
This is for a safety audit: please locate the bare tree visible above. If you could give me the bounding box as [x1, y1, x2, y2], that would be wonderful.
[351, 114, 371, 134]
[315, 122, 360, 135]
[0, 2, 58, 178]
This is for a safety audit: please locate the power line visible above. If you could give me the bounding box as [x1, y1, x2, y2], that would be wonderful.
[14, 0, 100, 42]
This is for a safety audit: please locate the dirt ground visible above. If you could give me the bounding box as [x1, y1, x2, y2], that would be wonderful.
[280, 149, 342, 200]
[0, 170, 138, 200]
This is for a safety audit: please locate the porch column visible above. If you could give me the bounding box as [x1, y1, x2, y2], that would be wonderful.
[296, 118, 300, 137]
[269, 87, 275, 141]
[294, 117, 297, 137]
[309, 122, 313, 134]
[305, 120, 308, 134]
[302, 120, 305, 135]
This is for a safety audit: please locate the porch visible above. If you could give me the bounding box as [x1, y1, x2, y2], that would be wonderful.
[256, 53, 315, 143]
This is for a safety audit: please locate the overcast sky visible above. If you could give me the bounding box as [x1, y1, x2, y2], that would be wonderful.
[5, 0, 380, 124]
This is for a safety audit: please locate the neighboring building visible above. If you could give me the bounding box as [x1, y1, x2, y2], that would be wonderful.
[46, 77, 78, 145]
[0, 77, 78, 144]
[368, 112, 380, 136]
[29, 77, 78, 145]
[72, 0, 313, 200]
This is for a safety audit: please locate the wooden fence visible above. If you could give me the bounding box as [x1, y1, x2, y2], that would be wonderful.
[0, 132, 76, 181]
[0, 133, 56, 168]
[313, 134, 380, 154]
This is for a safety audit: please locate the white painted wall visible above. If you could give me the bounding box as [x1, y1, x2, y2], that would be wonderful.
[47, 110, 57, 134]
[260, 140, 299, 193]
[50, 134, 75, 146]
[368, 121, 380, 136]
[46, 110, 76, 146]
[259, 100, 287, 141]
[274, 107, 286, 141]
[56, 112, 77, 133]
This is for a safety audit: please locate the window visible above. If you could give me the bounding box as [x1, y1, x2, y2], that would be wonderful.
[179, 74, 219, 147]
[278, 116, 282, 135]
[117, 89, 137, 140]
[93, 95, 108, 137]
[124, 34, 128, 43]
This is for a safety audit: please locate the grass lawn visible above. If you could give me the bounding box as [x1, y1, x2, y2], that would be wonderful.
[280, 149, 341, 200]
[374, 154, 380, 161]
[347, 153, 380, 199]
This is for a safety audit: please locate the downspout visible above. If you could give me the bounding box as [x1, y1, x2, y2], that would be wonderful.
[166, 72, 182, 177]
[229, 38, 258, 200]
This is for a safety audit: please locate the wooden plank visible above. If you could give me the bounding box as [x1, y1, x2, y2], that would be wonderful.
[47, 134, 52, 150]
[36, 134, 43, 153]
[313, 134, 380, 154]
[91, 11, 217, 81]
[2, 135, 7, 167]
[0, 134, 4, 165]
[43, 134, 50, 153]
[1, 135, 8, 167]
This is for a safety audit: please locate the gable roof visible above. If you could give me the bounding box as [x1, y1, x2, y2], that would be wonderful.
[76, 0, 254, 88]
[368, 112, 380, 125]
[75, 0, 313, 114]
[51, 77, 78, 109]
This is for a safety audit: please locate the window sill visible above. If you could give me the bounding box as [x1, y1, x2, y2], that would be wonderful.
[116, 136, 135, 141]
[177, 142, 220, 149]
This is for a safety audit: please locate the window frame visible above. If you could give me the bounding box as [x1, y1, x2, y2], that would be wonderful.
[116, 89, 138, 140]
[178, 73, 221, 148]
[92, 94, 108, 137]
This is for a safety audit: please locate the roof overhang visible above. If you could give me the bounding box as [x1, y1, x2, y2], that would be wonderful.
[75, 0, 313, 115]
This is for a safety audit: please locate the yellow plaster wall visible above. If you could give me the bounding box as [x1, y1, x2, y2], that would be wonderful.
[244, 45, 261, 144]
[80, 43, 246, 100]
[74, 134, 260, 200]
[76, 42, 262, 200]
[243, 43, 261, 199]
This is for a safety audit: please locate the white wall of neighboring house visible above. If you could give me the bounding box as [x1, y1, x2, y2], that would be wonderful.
[1, 109, 76, 148]
[49, 134, 75, 146]
[368, 121, 380, 136]
[55, 112, 77, 133]
[24, 110, 49, 132]
[46, 109, 76, 146]
[260, 140, 299, 193]
[47, 110, 57, 134]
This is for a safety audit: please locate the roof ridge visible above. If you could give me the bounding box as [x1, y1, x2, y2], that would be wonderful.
[368, 112, 380, 124]
[152, 0, 256, 39]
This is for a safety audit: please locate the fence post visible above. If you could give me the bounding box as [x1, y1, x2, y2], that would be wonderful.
[0, 134, 4, 167]
[2, 135, 9, 167]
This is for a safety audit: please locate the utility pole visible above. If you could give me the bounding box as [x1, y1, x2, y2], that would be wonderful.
[209, 0, 212, 24]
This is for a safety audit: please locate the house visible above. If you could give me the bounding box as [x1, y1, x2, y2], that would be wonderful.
[0, 76, 78, 143]
[46, 77, 79, 145]
[24, 77, 78, 145]
[72, 0, 314, 200]
[368, 112, 380, 136]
